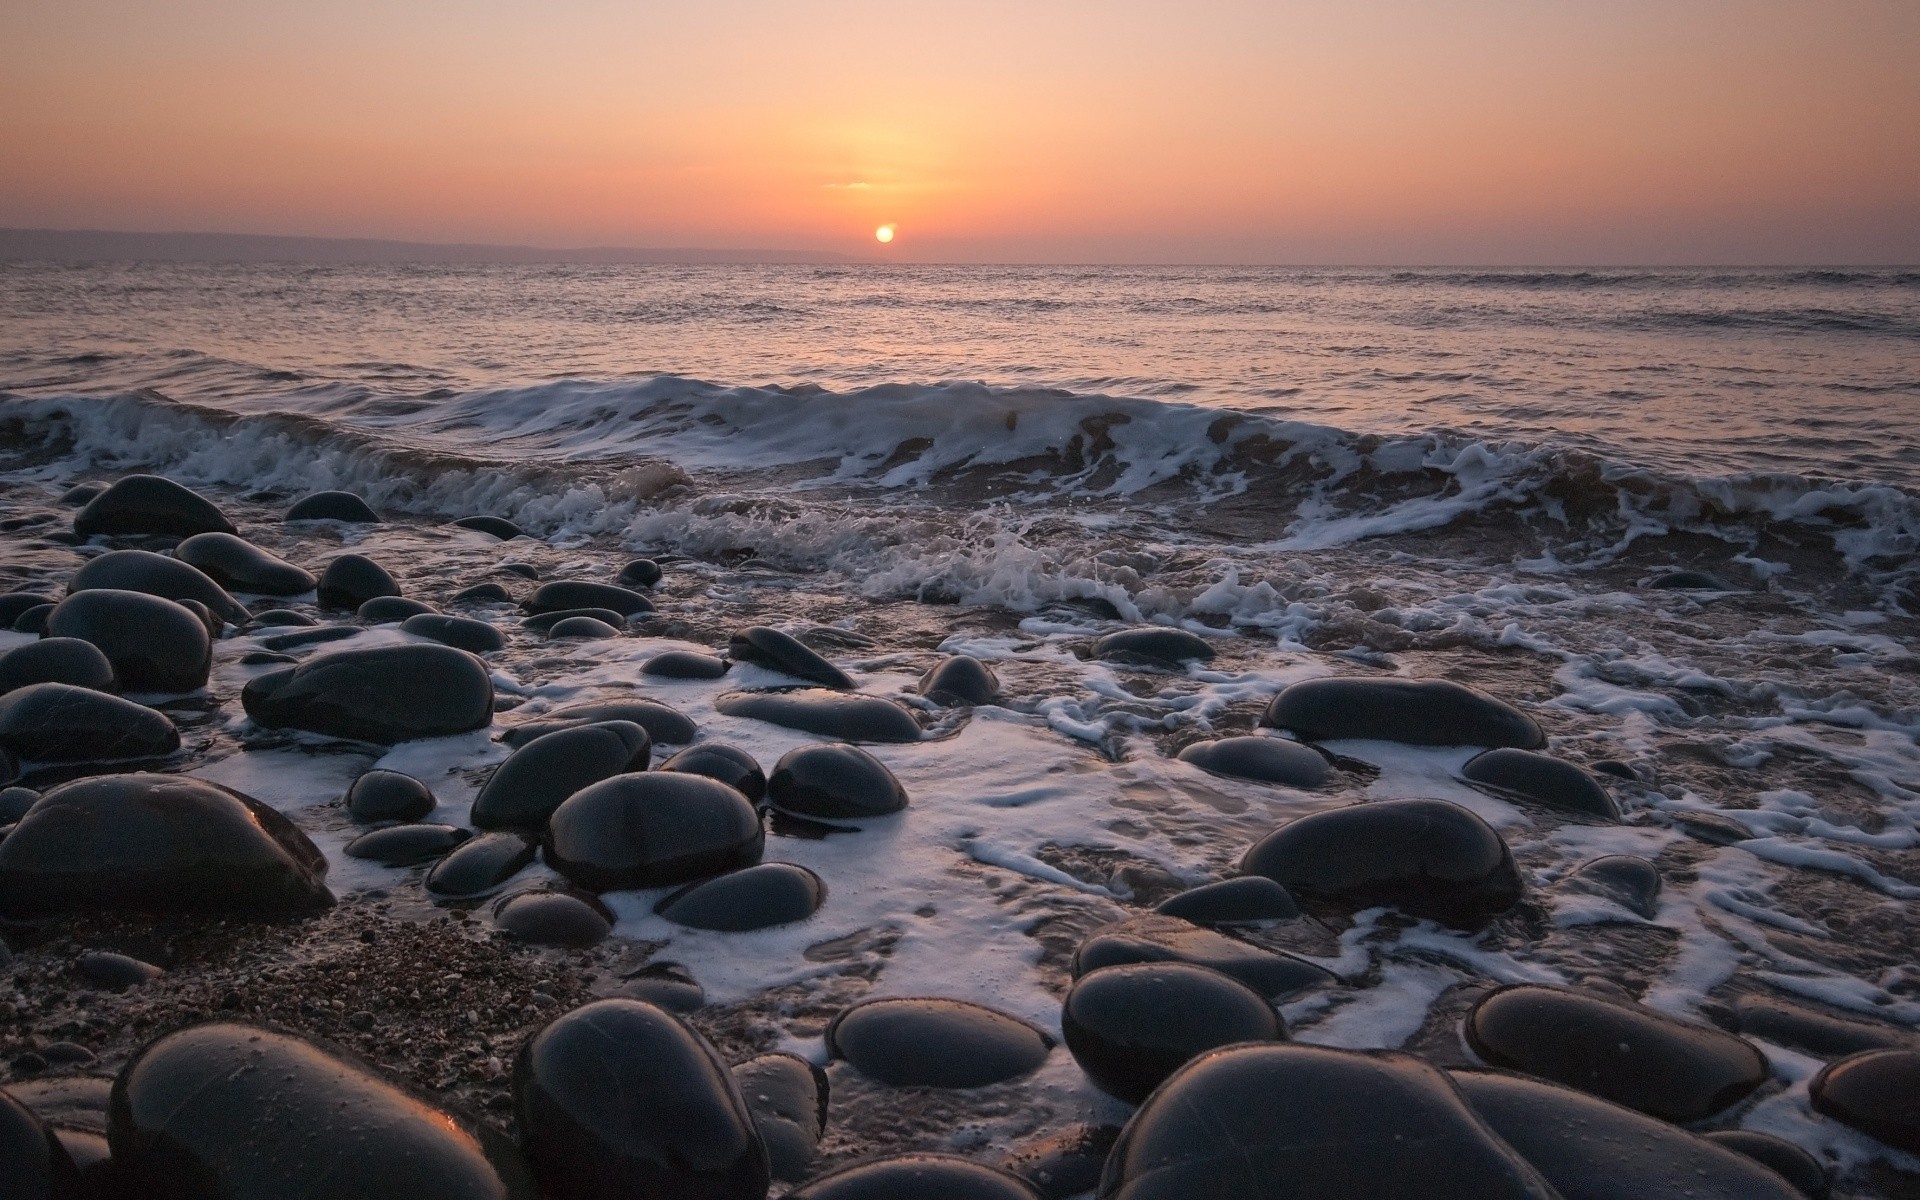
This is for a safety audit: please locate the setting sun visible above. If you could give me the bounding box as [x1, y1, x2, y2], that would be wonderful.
[875, 224, 897, 244]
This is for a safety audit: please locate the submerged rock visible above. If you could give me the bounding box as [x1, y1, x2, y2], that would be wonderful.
[72, 475, 235, 539]
[1154, 876, 1300, 925]
[0, 638, 116, 696]
[454, 582, 514, 604]
[1700, 1131, 1830, 1199]
[0, 594, 56, 626]
[46, 589, 211, 692]
[717, 690, 921, 743]
[259, 626, 359, 653]
[453, 516, 523, 540]
[493, 891, 612, 947]
[68, 548, 249, 623]
[1263, 677, 1545, 748]
[0, 683, 180, 763]
[0, 1086, 80, 1200]
[616, 558, 662, 588]
[514, 1000, 767, 1200]
[1733, 995, 1913, 1058]
[523, 581, 653, 617]
[767, 744, 908, 819]
[729, 626, 852, 689]
[174, 532, 315, 596]
[1242, 798, 1524, 928]
[318, 554, 400, 610]
[1092, 627, 1215, 668]
[251, 608, 316, 627]
[1071, 914, 1332, 1000]
[242, 643, 495, 743]
[1810, 1048, 1920, 1155]
[1064, 962, 1284, 1103]
[110, 1022, 530, 1198]
[345, 769, 437, 822]
[548, 615, 620, 639]
[918, 655, 1000, 705]
[1001, 1125, 1119, 1200]
[285, 490, 381, 522]
[426, 831, 538, 898]
[1559, 854, 1661, 919]
[1463, 748, 1617, 819]
[502, 698, 697, 746]
[545, 772, 764, 891]
[661, 743, 766, 803]
[12, 604, 53, 635]
[733, 1053, 827, 1182]
[345, 823, 471, 866]
[642, 649, 730, 679]
[608, 962, 704, 1011]
[0, 773, 332, 917]
[1177, 736, 1328, 788]
[403, 612, 505, 653]
[789, 1155, 1043, 1200]
[520, 607, 624, 632]
[656, 863, 825, 931]
[359, 596, 436, 623]
[1464, 984, 1768, 1121]
[827, 997, 1052, 1088]
[471, 721, 652, 830]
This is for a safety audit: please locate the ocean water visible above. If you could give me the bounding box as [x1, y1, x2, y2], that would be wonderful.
[3, 262, 1920, 1190]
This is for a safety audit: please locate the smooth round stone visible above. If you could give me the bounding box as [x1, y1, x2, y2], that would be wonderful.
[514, 1000, 767, 1200]
[360, 596, 436, 623]
[1649, 570, 1734, 590]
[452, 516, 523, 540]
[403, 612, 505, 653]
[717, 689, 921, 743]
[318, 554, 400, 610]
[1263, 677, 1545, 748]
[827, 998, 1052, 1088]
[258, 624, 360, 651]
[492, 890, 612, 947]
[1092, 627, 1214, 667]
[1734, 995, 1913, 1058]
[0, 683, 180, 763]
[472, 721, 652, 830]
[454, 582, 515, 604]
[642, 650, 730, 679]
[548, 615, 620, 640]
[285, 490, 380, 522]
[789, 1155, 1043, 1200]
[12, 604, 53, 634]
[661, 744, 766, 803]
[174, 532, 315, 596]
[0, 594, 56, 626]
[615, 558, 662, 588]
[72, 475, 235, 539]
[767, 744, 907, 819]
[242, 643, 495, 743]
[346, 770, 437, 822]
[1108, 1044, 1558, 1199]
[545, 772, 764, 891]
[0, 773, 332, 917]
[1072, 914, 1332, 1000]
[425, 831, 537, 897]
[733, 1053, 827, 1182]
[1177, 735, 1327, 788]
[609, 962, 704, 1010]
[0, 1087, 79, 1200]
[728, 626, 852, 689]
[1452, 1069, 1802, 1200]
[111, 1022, 530, 1198]
[520, 607, 626, 632]
[176, 596, 224, 641]
[251, 608, 316, 626]
[1701, 1131, 1830, 1198]
[76, 950, 164, 989]
[242, 650, 296, 665]
[45, 589, 211, 692]
[345, 824, 472, 867]
[1463, 749, 1617, 819]
[0, 787, 36, 822]
[498, 562, 540, 580]
[656, 863, 825, 931]
[0, 638, 116, 696]
[1242, 798, 1525, 928]
[1154, 876, 1300, 926]
[1810, 1048, 1920, 1154]
[68, 548, 248, 623]
[61, 483, 106, 505]
[1559, 854, 1661, 919]
[1465, 984, 1768, 1122]
[1064, 962, 1283, 1103]
[502, 698, 698, 747]
[523, 581, 654, 617]
[1001, 1125, 1119, 1200]
[917, 655, 1000, 705]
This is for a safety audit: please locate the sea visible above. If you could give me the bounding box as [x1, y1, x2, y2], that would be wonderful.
[2, 262, 1918, 1190]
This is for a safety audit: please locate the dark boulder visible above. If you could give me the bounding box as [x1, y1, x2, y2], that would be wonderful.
[174, 533, 315, 596]
[259, 625, 360, 651]
[425, 832, 538, 898]
[472, 721, 652, 830]
[73, 475, 235, 539]
[452, 516, 523, 540]
[1092, 627, 1214, 668]
[68, 548, 248, 623]
[1263, 677, 1544, 748]
[251, 608, 316, 626]
[729, 627, 852, 689]
[767, 744, 907, 819]
[454, 582, 514, 604]
[1154, 876, 1300, 926]
[359, 596, 436, 623]
[545, 772, 763, 891]
[242, 643, 495, 743]
[317, 554, 400, 610]
[789, 1155, 1042, 1200]
[1064, 962, 1283, 1103]
[12, 604, 53, 634]
[0, 594, 55, 626]
[344, 823, 471, 866]
[1000, 1125, 1119, 1200]
[1558, 854, 1661, 919]
[717, 690, 921, 743]
[1700, 1131, 1830, 1199]
[1463, 749, 1617, 819]
[285, 490, 380, 522]
[1733, 995, 1913, 1058]
[523, 581, 653, 617]
[1072, 914, 1332, 1000]
[642, 650, 730, 679]
[61, 483, 105, 505]
[520, 607, 626, 632]
[1809, 1048, 1920, 1155]
[403, 612, 505, 653]
[607, 962, 703, 1010]
[918, 655, 1000, 705]
[502, 698, 697, 747]
[493, 890, 612, 947]
[498, 562, 540, 580]
[827, 998, 1052, 1088]
[661, 743, 766, 803]
[656, 863, 825, 931]
[616, 558, 662, 588]
[1177, 736, 1327, 788]
[0, 638, 116, 696]
[0, 683, 180, 763]
[548, 615, 620, 639]
[46, 589, 211, 692]
[0, 787, 36, 822]
[0, 1087, 80, 1200]
[76, 950, 164, 990]
[733, 1054, 826, 1182]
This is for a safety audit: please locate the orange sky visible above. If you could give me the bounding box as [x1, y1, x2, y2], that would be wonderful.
[3, 0, 1916, 263]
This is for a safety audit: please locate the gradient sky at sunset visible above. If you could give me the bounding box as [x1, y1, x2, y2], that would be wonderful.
[4, 0, 1916, 263]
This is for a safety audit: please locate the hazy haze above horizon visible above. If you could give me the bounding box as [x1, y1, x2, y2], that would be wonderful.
[3, 0, 1916, 265]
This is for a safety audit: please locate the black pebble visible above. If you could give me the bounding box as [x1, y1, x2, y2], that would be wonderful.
[1092, 627, 1215, 667]
[717, 689, 921, 742]
[0, 594, 56, 626]
[0, 682, 181, 763]
[73, 475, 235, 539]
[1559, 855, 1661, 919]
[1064, 962, 1283, 1103]
[656, 863, 825, 931]
[284, 491, 381, 522]
[12, 604, 54, 634]
[1177, 736, 1327, 788]
[660, 743, 766, 803]
[1463, 748, 1618, 819]
[1072, 914, 1332, 1000]
[318, 554, 400, 610]
[732, 1053, 828, 1181]
[523, 581, 653, 617]
[1809, 1048, 1920, 1154]
[175, 532, 316, 595]
[242, 643, 495, 743]
[1700, 1131, 1830, 1199]
[918, 654, 1000, 705]
[642, 650, 730, 679]
[493, 890, 613, 947]
[454, 582, 514, 604]
[75, 949, 164, 989]
[68, 548, 249, 622]
[999, 1125, 1119, 1200]
[548, 616, 620, 639]
[251, 608, 317, 627]
[787, 1155, 1043, 1199]
[471, 720, 651, 830]
[0, 1087, 80, 1199]
[0, 638, 117, 696]
[608, 961, 703, 1010]
[425, 831, 537, 897]
[497, 562, 540, 580]
[453, 516, 523, 540]
[359, 596, 436, 623]
[767, 744, 908, 819]
[61, 483, 105, 505]
[728, 626, 852, 689]
[260, 625, 360, 651]
[615, 558, 662, 587]
[344, 823, 472, 866]
[45, 589, 212, 692]
[827, 997, 1053, 1088]
[502, 697, 698, 746]
[403, 613, 505, 653]
[520, 607, 626, 632]
[1154, 876, 1300, 925]
[1733, 995, 1914, 1058]
[545, 772, 764, 891]
[1264, 677, 1544, 748]
[0, 787, 36, 823]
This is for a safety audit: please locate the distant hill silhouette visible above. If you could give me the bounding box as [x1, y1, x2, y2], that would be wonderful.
[0, 228, 874, 265]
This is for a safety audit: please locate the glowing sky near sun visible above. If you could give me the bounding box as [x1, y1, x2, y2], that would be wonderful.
[2, 0, 1915, 263]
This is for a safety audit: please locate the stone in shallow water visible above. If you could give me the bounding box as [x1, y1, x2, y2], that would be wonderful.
[520, 607, 625, 632]
[523, 581, 653, 617]
[318, 553, 400, 610]
[493, 890, 611, 947]
[454, 582, 514, 604]
[1734, 995, 1913, 1058]
[0, 1086, 80, 1200]
[1103, 1044, 1557, 1199]
[790, 1155, 1043, 1200]
[345, 770, 437, 822]
[1263, 677, 1545, 748]
[656, 862, 825, 931]
[1001, 1125, 1119, 1200]
[1558, 854, 1661, 919]
[1242, 798, 1524, 928]
[0, 683, 179, 763]
[828, 998, 1052, 1088]
[174, 532, 315, 596]
[513, 999, 767, 1200]
[72, 475, 235, 539]
[360, 596, 436, 623]
[548, 615, 620, 640]
[1092, 627, 1214, 667]
[111, 1022, 531, 1198]
[1064, 962, 1283, 1103]
[1176, 735, 1327, 788]
[285, 490, 381, 522]
[471, 721, 652, 830]
[0, 594, 55, 626]
[918, 654, 999, 705]
[545, 772, 763, 891]
[608, 961, 703, 1010]
[717, 689, 921, 743]
[61, 483, 105, 506]
[0, 638, 116, 696]
[1463, 748, 1617, 819]
[12, 604, 53, 634]
[1649, 569, 1735, 590]
[242, 643, 495, 743]
[732, 1052, 828, 1182]
[615, 558, 662, 587]
[642, 649, 730, 679]
[0, 787, 36, 822]
[403, 612, 505, 653]
[426, 831, 538, 897]
[0, 773, 332, 917]
[68, 548, 248, 623]
[1809, 1047, 1920, 1155]
[452, 515, 523, 540]
[767, 744, 907, 819]
[1464, 984, 1768, 1122]
[661, 743, 766, 803]
[1700, 1131, 1830, 1199]
[75, 951, 164, 990]
[501, 697, 697, 746]
[1071, 914, 1332, 1000]
[345, 823, 472, 866]
[1154, 876, 1300, 925]
[1452, 1069, 1803, 1200]
[728, 626, 852, 689]
[498, 562, 540, 580]
[251, 608, 316, 627]
[46, 589, 211, 692]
